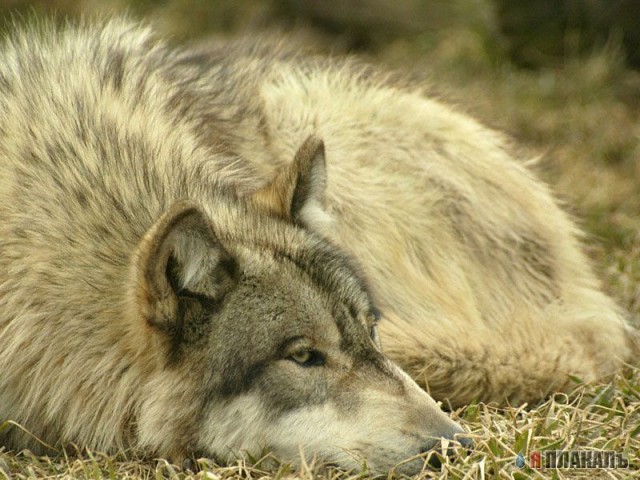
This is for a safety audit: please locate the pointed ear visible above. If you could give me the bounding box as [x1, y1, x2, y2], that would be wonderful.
[289, 135, 328, 224]
[250, 135, 330, 227]
[133, 201, 237, 339]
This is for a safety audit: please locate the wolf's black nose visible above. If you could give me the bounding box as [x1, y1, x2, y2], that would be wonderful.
[456, 434, 474, 450]
[422, 432, 474, 468]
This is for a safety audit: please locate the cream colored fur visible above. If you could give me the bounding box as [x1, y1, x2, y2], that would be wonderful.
[237, 62, 634, 405]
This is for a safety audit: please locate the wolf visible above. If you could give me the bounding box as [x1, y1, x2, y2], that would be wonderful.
[0, 18, 468, 474]
[0, 16, 634, 474]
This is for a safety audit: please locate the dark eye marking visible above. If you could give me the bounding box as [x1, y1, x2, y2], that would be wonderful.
[280, 336, 326, 368]
[367, 307, 382, 348]
[288, 349, 325, 368]
[369, 324, 378, 339]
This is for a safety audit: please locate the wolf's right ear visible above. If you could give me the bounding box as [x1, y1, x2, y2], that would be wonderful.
[250, 135, 331, 230]
[132, 201, 237, 341]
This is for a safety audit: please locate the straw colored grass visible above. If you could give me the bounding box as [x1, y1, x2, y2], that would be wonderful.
[0, 1, 639, 478]
[2, 371, 639, 478]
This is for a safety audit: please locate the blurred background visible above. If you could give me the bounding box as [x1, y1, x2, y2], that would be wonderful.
[0, 0, 638, 319]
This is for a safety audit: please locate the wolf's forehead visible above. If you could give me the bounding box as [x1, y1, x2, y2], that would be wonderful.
[227, 218, 377, 324]
[271, 241, 374, 317]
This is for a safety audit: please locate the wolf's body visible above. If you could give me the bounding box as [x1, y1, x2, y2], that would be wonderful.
[0, 17, 633, 472]
[177, 37, 634, 404]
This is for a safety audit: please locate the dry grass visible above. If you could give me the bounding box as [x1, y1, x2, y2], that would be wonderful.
[1, 0, 639, 478]
[2, 371, 639, 479]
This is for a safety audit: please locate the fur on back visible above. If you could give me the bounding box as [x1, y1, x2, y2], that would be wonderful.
[180, 34, 635, 403]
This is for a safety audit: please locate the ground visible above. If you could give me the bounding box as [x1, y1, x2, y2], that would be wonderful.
[0, 0, 638, 478]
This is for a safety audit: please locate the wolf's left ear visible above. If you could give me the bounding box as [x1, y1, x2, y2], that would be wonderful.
[132, 201, 237, 342]
[251, 135, 330, 229]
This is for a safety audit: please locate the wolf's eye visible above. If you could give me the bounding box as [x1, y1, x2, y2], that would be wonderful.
[369, 323, 383, 350]
[289, 349, 325, 367]
[369, 324, 378, 340]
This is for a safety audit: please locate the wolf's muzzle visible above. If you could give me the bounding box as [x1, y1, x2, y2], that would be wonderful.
[422, 426, 474, 468]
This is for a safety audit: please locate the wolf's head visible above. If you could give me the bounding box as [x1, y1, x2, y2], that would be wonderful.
[129, 136, 470, 475]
